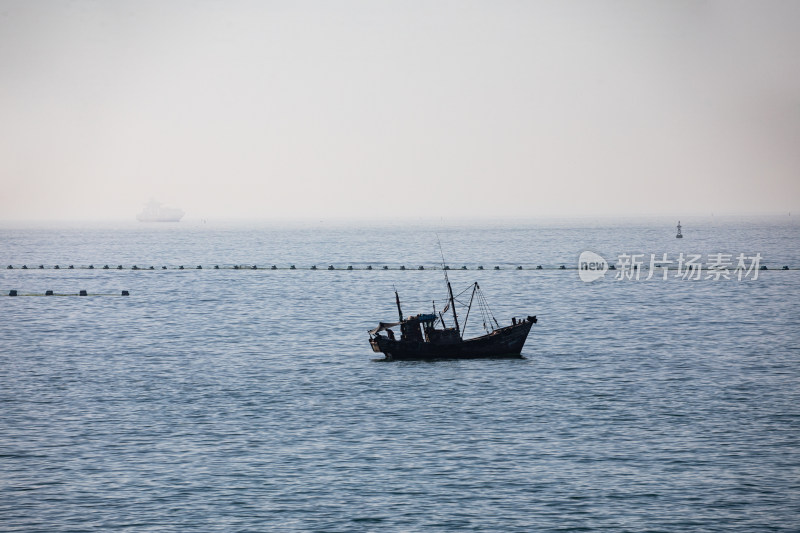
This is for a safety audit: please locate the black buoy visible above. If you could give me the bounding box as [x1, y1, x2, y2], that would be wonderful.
[517, 266, 522, 270]
[54, 265, 60, 269]
[560, 265, 566, 270]
[121, 290, 129, 296]
[536, 265, 543, 270]
[311, 265, 317, 270]
[45, 290, 53, 296]
[271, 265, 277, 270]
[290, 265, 296, 270]
[366, 265, 372, 270]
[79, 290, 88, 296]
[494, 266, 500, 270]
[347, 265, 353, 270]
[8, 290, 17, 296]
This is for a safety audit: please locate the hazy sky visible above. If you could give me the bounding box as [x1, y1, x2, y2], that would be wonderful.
[1, 0, 798, 220]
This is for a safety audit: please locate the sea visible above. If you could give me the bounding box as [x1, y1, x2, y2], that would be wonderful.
[1, 216, 799, 532]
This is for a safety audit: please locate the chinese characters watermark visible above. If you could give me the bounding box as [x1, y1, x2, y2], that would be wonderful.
[579, 251, 763, 282]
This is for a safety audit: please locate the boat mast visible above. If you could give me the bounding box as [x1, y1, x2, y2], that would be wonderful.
[447, 279, 460, 336]
[438, 236, 460, 335]
[394, 288, 404, 322]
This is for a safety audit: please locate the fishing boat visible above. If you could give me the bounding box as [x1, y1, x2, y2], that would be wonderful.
[368, 262, 537, 360]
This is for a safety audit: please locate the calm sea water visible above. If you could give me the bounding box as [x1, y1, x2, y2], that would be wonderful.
[2, 217, 799, 532]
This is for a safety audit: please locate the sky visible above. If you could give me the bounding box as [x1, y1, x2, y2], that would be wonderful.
[0, 0, 798, 221]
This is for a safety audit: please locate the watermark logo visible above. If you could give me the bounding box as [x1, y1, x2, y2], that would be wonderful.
[578, 251, 608, 282]
[578, 251, 763, 282]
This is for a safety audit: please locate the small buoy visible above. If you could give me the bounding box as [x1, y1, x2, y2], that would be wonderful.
[68, 265, 74, 269]
[234, 265, 239, 270]
[117, 265, 122, 270]
[516, 266, 522, 270]
[103, 265, 109, 270]
[494, 266, 500, 270]
[609, 264, 616, 270]
[347, 265, 353, 270]
[382, 266, 388, 270]
[132, 265, 138, 270]
[196, 265, 202, 269]
[251, 265, 257, 270]
[782, 265, 789, 270]
[149, 266, 154, 270]
[418, 266, 424, 270]
[121, 290, 129, 296]
[79, 290, 88, 296]
[477, 266, 483, 270]
[400, 265, 406, 270]
[271, 265, 277, 270]
[290, 265, 296, 270]
[366, 265, 372, 270]
[39, 265, 44, 269]
[45, 290, 53, 296]
[536, 265, 543, 270]
[461, 266, 467, 270]
[214, 265, 219, 269]
[88, 265, 94, 269]
[8, 290, 17, 296]
[560, 265, 566, 270]
[162, 266, 167, 270]
[444, 265, 449, 270]
[54, 265, 60, 270]
[760, 265, 768, 270]
[311, 265, 317, 270]
[22, 265, 27, 269]
[328, 265, 334, 270]
[179, 266, 184, 270]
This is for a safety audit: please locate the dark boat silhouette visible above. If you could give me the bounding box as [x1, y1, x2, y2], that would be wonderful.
[368, 252, 537, 360]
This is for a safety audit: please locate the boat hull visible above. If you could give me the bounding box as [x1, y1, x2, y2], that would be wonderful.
[370, 320, 533, 361]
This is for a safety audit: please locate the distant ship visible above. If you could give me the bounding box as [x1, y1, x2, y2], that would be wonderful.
[136, 199, 185, 222]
